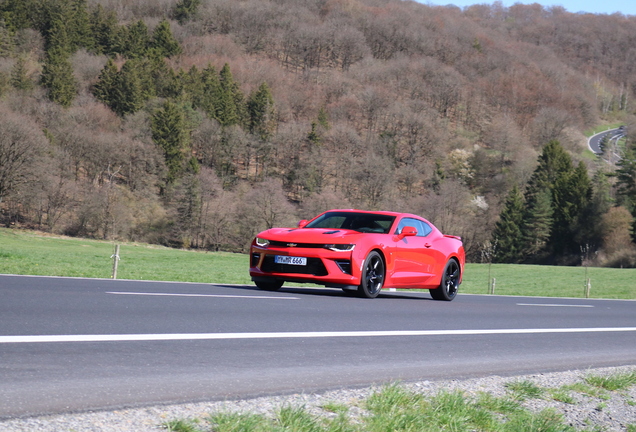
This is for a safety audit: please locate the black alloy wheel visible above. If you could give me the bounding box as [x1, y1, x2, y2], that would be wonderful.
[357, 251, 385, 298]
[430, 259, 459, 301]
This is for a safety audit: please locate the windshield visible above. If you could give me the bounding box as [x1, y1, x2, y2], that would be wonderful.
[305, 212, 395, 234]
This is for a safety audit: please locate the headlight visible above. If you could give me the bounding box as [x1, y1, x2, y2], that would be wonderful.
[324, 244, 355, 252]
[255, 237, 270, 247]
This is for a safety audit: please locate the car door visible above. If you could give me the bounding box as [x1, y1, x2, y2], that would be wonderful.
[389, 217, 438, 288]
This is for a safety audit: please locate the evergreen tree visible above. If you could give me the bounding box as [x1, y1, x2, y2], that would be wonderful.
[317, 106, 330, 130]
[200, 64, 220, 119]
[551, 161, 591, 256]
[92, 57, 118, 106]
[152, 100, 191, 183]
[216, 63, 244, 127]
[110, 59, 147, 116]
[599, 134, 609, 157]
[43, 9, 71, 55]
[170, 68, 188, 99]
[183, 65, 204, 106]
[10, 56, 33, 91]
[520, 140, 575, 260]
[132, 57, 158, 98]
[307, 122, 321, 145]
[431, 160, 445, 192]
[89, 4, 118, 55]
[150, 57, 178, 99]
[179, 100, 203, 142]
[525, 140, 573, 194]
[616, 143, 636, 212]
[149, 19, 181, 58]
[174, 172, 201, 248]
[40, 48, 77, 107]
[492, 185, 525, 263]
[521, 186, 553, 259]
[0, 0, 40, 31]
[615, 142, 636, 239]
[116, 20, 149, 58]
[0, 72, 8, 97]
[68, 0, 93, 51]
[0, 21, 15, 57]
[247, 82, 275, 140]
[581, 169, 614, 249]
[93, 57, 162, 117]
[173, 0, 201, 24]
[39, 0, 93, 54]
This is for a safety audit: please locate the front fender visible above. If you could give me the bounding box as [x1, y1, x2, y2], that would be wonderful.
[351, 243, 391, 281]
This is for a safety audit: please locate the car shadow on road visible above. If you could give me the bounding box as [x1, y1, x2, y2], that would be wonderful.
[214, 284, 435, 300]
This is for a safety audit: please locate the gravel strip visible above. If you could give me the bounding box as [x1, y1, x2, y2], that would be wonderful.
[2, 365, 635, 431]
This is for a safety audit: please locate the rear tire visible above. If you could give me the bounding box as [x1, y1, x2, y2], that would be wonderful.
[255, 279, 283, 291]
[430, 259, 459, 301]
[357, 251, 385, 298]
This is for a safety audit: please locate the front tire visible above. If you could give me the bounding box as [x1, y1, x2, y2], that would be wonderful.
[357, 251, 385, 298]
[255, 279, 283, 291]
[430, 259, 460, 301]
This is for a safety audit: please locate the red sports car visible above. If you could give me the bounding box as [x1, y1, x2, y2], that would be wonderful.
[249, 209, 465, 300]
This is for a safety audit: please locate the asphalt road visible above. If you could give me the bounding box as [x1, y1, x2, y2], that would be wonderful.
[1, 274, 635, 419]
[588, 127, 625, 154]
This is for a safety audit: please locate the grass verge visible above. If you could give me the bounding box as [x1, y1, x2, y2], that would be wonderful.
[0, 228, 249, 284]
[162, 369, 636, 432]
[1, 228, 635, 299]
[461, 263, 635, 299]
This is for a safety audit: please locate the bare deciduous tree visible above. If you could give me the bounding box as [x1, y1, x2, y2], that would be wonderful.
[234, 179, 297, 250]
[0, 109, 48, 202]
[414, 180, 491, 260]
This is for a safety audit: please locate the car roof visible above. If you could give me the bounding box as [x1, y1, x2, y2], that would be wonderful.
[321, 209, 425, 220]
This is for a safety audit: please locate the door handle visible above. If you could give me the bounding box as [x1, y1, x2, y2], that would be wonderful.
[424, 243, 432, 248]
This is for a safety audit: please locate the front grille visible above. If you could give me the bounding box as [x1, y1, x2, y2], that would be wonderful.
[335, 260, 352, 274]
[268, 240, 325, 248]
[261, 255, 328, 276]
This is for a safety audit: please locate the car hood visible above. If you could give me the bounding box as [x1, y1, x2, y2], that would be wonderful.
[258, 228, 365, 243]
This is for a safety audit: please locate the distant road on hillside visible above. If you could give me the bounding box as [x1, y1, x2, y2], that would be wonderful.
[588, 127, 625, 155]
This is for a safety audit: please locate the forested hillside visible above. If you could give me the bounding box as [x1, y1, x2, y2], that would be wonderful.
[0, 0, 635, 266]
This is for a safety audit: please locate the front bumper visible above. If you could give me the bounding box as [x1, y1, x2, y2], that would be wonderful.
[249, 245, 360, 288]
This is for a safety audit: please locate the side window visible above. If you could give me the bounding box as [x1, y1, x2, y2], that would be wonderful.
[396, 218, 410, 235]
[396, 218, 432, 237]
[418, 221, 432, 237]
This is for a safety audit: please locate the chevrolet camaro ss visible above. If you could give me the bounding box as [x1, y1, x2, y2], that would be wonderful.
[249, 209, 465, 300]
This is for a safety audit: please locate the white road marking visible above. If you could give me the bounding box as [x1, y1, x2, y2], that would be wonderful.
[2, 327, 636, 344]
[106, 291, 299, 300]
[517, 303, 594, 308]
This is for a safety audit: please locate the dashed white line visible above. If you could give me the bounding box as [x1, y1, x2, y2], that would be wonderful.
[517, 303, 594, 308]
[106, 291, 299, 300]
[2, 327, 636, 344]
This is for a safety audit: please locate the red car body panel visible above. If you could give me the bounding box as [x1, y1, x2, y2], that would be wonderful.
[249, 209, 465, 292]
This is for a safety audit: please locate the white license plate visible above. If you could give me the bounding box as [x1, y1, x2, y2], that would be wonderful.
[275, 255, 307, 266]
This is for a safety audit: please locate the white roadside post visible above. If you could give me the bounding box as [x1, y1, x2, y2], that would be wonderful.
[111, 244, 120, 279]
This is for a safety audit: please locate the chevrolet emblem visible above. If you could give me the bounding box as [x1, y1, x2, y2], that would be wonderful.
[287, 243, 298, 247]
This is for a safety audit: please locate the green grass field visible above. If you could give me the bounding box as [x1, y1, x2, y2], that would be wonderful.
[462, 263, 635, 299]
[1, 228, 634, 299]
[0, 228, 249, 284]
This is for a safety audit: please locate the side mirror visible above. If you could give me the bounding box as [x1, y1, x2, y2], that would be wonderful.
[400, 226, 417, 238]
[298, 220, 308, 228]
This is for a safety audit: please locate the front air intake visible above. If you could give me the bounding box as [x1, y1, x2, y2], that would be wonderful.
[335, 260, 352, 274]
